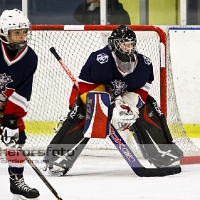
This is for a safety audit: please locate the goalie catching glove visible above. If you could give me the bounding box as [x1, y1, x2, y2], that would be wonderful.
[1, 115, 19, 145]
[112, 95, 139, 131]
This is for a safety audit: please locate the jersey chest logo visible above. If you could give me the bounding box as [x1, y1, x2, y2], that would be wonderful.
[96, 53, 109, 64]
[0, 73, 13, 108]
[110, 80, 127, 98]
[0, 73, 13, 90]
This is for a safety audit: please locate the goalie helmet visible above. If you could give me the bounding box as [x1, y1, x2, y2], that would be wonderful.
[108, 25, 137, 63]
[0, 9, 31, 50]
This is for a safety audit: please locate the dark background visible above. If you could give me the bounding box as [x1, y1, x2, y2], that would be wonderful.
[0, 0, 200, 25]
[0, 0, 83, 24]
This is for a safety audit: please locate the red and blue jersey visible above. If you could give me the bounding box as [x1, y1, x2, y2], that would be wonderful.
[69, 45, 154, 108]
[0, 42, 38, 131]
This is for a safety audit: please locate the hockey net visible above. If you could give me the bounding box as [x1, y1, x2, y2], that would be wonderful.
[1, 25, 199, 164]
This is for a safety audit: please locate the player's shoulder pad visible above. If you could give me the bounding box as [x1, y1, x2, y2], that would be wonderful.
[90, 46, 112, 66]
[28, 45, 38, 58]
[138, 53, 152, 65]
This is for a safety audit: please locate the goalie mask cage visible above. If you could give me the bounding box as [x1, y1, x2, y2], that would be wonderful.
[1, 25, 199, 164]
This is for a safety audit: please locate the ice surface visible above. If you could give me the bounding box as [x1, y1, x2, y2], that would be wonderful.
[1, 139, 200, 200]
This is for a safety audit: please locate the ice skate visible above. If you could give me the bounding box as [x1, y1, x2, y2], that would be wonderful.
[43, 161, 70, 176]
[10, 173, 40, 200]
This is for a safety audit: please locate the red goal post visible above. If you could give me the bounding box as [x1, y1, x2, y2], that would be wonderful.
[32, 24, 167, 116]
[2, 25, 199, 164]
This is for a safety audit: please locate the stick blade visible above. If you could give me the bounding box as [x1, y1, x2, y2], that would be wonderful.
[134, 166, 181, 177]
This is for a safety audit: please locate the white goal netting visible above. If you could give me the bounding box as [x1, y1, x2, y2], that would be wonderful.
[1, 25, 199, 162]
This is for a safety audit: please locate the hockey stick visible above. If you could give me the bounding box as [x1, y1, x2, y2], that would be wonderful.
[50, 47, 181, 177]
[22, 152, 63, 200]
[9, 139, 63, 200]
[1, 138, 63, 200]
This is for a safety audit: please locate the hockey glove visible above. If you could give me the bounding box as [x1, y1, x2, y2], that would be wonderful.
[112, 96, 136, 131]
[122, 92, 140, 118]
[1, 115, 19, 145]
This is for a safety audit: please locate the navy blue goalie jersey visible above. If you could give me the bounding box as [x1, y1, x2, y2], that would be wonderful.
[75, 45, 154, 105]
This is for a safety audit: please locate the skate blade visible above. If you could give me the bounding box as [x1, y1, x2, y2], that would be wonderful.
[13, 194, 39, 200]
[48, 169, 65, 176]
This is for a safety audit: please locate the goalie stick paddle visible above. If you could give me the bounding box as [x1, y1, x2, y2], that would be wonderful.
[50, 47, 181, 177]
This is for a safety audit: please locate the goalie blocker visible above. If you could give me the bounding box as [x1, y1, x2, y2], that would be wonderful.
[129, 95, 184, 167]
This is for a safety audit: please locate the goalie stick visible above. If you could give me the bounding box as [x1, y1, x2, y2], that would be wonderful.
[50, 47, 181, 177]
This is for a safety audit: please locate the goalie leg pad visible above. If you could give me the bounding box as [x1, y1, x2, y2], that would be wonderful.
[130, 95, 184, 167]
[84, 91, 110, 138]
[44, 96, 88, 172]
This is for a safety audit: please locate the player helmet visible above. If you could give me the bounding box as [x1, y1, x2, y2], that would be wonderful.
[108, 25, 137, 63]
[0, 9, 31, 50]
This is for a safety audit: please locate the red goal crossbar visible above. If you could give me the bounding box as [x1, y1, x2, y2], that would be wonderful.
[31, 25, 167, 117]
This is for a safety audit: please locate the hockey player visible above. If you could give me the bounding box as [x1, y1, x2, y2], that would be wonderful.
[0, 9, 40, 199]
[44, 25, 183, 175]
